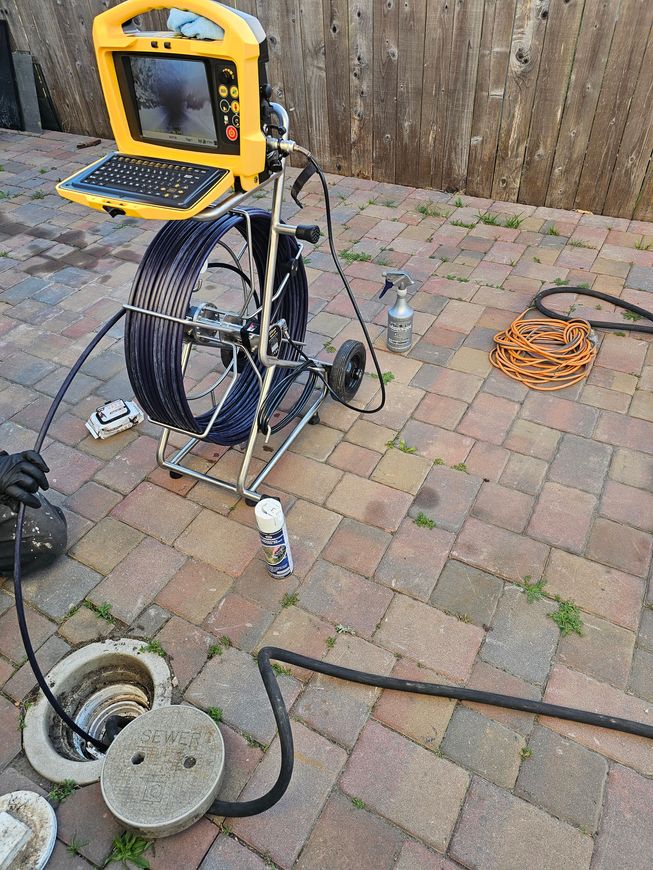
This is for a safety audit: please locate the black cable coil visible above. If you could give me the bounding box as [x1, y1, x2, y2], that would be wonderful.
[125, 209, 309, 445]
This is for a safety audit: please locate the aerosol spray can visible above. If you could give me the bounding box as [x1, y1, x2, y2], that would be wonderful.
[255, 498, 294, 578]
[380, 271, 415, 353]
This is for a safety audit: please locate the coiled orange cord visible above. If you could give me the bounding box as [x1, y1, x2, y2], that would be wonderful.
[490, 309, 597, 391]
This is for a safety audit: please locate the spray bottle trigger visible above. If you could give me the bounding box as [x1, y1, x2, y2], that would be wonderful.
[379, 278, 394, 299]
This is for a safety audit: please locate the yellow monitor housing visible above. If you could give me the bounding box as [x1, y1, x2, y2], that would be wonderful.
[57, 0, 270, 220]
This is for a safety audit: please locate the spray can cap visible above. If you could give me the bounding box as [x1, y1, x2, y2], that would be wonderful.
[255, 498, 285, 533]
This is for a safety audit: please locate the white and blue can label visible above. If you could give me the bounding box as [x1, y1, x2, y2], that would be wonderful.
[255, 498, 293, 578]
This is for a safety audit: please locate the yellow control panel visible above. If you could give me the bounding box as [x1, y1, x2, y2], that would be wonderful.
[56, 0, 269, 220]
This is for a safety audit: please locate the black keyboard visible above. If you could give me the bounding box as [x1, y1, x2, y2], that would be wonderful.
[66, 153, 228, 209]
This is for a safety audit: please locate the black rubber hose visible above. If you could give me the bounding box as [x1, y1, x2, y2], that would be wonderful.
[534, 286, 653, 333]
[305, 156, 388, 414]
[209, 645, 653, 818]
[13, 309, 125, 752]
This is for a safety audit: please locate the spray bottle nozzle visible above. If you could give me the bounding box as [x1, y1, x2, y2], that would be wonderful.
[379, 270, 415, 299]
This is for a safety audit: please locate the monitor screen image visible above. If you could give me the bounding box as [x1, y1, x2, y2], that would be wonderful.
[128, 56, 218, 148]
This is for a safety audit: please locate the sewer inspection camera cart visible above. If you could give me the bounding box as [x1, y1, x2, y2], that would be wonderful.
[57, 0, 370, 505]
[12, 0, 653, 846]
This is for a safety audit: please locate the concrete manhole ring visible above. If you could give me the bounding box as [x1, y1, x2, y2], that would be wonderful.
[23, 638, 172, 785]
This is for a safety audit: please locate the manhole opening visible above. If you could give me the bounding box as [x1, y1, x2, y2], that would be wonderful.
[48, 656, 155, 762]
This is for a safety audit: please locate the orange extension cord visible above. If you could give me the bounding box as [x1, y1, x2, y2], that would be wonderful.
[490, 309, 597, 391]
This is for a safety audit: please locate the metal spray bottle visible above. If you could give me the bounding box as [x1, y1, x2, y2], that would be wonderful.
[380, 271, 415, 353]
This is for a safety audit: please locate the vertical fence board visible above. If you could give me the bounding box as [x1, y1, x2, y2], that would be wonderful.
[603, 34, 653, 218]
[491, 0, 549, 201]
[633, 158, 653, 222]
[373, 0, 399, 182]
[441, 0, 484, 192]
[2, 0, 652, 219]
[574, 0, 653, 214]
[518, 0, 584, 206]
[546, 0, 620, 209]
[323, 0, 352, 175]
[299, 0, 331, 169]
[260, 1, 287, 103]
[395, 0, 427, 187]
[467, 0, 516, 198]
[348, 0, 374, 178]
[418, 0, 454, 189]
[276, 0, 311, 151]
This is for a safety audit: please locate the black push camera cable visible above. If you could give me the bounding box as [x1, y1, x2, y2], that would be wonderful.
[11, 165, 653, 815]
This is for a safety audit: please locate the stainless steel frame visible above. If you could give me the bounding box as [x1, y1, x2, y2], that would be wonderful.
[136, 104, 330, 504]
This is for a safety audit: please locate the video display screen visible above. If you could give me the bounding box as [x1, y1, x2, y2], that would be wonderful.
[127, 55, 218, 148]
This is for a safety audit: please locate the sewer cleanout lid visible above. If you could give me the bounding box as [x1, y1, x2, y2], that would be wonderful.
[101, 705, 225, 839]
[0, 791, 56, 870]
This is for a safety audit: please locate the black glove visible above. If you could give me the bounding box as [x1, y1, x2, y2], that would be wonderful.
[0, 450, 50, 509]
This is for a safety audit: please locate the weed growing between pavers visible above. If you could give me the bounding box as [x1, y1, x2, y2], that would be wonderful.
[550, 598, 584, 636]
[522, 576, 547, 603]
[49, 779, 78, 803]
[104, 832, 152, 869]
[67, 836, 89, 857]
[386, 435, 416, 453]
[138, 639, 167, 657]
[83, 600, 114, 622]
[207, 635, 232, 659]
[414, 512, 437, 529]
[208, 707, 223, 724]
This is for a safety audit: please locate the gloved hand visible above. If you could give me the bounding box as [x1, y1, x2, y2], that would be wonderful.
[0, 450, 50, 509]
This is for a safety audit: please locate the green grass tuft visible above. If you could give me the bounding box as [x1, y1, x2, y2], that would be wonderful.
[386, 436, 416, 454]
[281, 592, 299, 608]
[104, 831, 152, 869]
[67, 836, 89, 857]
[49, 779, 78, 803]
[504, 214, 525, 229]
[351, 797, 366, 809]
[83, 600, 114, 622]
[138, 639, 167, 658]
[208, 638, 233, 659]
[522, 576, 546, 603]
[453, 196, 464, 208]
[340, 248, 372, 264]
[414, 512, 436, 529]
[622, 310, 642, 322]
[451, 462, 468, 473]
[479, 212, 500, 225]
[549, 597, 583, 636]
[450, 219, 476, 229]
[272, 663, 292, 677]
[208, 707, 223, 724]
[546, 226, 560, 236]
[417, 202, 447, 218]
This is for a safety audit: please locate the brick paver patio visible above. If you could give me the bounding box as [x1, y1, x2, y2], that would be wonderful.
[1, 128, 653, 869]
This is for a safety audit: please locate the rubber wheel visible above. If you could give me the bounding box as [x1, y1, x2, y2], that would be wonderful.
[329, 340, 366, 402]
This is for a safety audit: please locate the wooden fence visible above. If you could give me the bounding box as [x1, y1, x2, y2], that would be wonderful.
[3, 0, 653, 219]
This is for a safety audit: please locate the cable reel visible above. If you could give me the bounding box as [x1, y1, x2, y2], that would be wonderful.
[123, 197, 366, 503]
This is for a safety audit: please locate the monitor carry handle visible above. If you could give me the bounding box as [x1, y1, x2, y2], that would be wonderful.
[95, 0, 261, 52]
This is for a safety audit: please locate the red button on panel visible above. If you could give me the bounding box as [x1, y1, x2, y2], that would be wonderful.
[226, 125, 238, 141]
